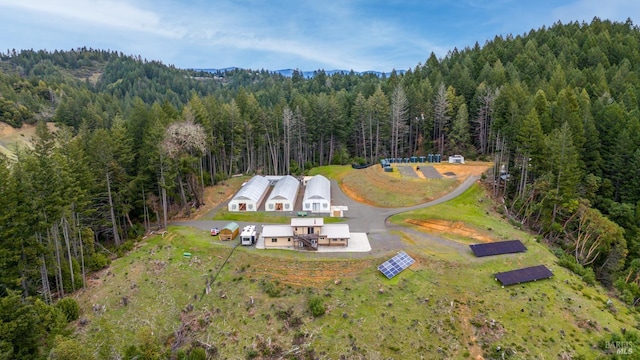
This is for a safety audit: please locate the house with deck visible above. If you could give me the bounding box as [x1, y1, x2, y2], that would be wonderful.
[262, 217, 349, 250]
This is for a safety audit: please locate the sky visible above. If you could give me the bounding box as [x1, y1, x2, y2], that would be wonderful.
[0, 0, 639, 72]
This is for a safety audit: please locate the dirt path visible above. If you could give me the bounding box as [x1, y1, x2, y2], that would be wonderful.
[458, 299, 485, 360]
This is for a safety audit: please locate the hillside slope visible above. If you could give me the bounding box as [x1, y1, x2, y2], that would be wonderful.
[72, 183, 637, 359]
[0, 122, 57, 160]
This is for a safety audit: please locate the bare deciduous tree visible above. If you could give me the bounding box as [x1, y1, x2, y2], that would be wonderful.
[475, 85, 499, 155]
[391, 84, 409, 159]
[433, 83, 450, 155]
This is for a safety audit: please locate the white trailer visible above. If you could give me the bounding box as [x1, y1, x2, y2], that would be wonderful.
[240, 225, 258, 246]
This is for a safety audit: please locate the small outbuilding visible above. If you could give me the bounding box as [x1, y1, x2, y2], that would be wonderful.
[302, 175, 331, 213]
[228, 175, 269, 212]
[265, 175, 300, 211]
[219, 222, 240, 241]
[330, 205, 348, 217]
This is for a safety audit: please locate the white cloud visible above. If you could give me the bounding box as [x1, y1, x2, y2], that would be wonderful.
[13, 0, 624, 71]
[0, 0, 186, 38]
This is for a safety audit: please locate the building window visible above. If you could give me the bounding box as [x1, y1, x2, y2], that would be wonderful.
[271, 238, 277, 243]
[323, 203, 328, 208]
[268, 204, 273, 209]
[231, 204, 237, 210]
[285, 203, 289, 209]
[288, 238, 291, 242]
[249, 204, 253, 209]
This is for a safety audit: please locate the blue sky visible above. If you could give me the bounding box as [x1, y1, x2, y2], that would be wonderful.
[0, 0, 638, 72]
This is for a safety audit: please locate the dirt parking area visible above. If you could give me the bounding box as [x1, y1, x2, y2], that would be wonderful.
[432, 161, 491, 179]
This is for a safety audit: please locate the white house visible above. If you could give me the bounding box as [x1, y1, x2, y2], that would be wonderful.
[302, 175, 331, 213]
[265, 175, 300, 211]
[228, 175, 269, 212]
[262, 218, 349, 250]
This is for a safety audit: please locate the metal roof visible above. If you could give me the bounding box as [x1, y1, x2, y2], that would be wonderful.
[291, 218, 324, 227]
[222, 222, 239, 231]
[231, 175, 269, 203]
[261, 225, 294, 237]
[267, 175, 300, 202]
[303, 175, 330, 202]
[322, 224, 350, 238]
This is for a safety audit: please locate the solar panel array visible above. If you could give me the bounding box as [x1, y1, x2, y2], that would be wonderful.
[470, 240, 527, 257]
[495, 265, 553, 286]
[378, 251, 415, 279]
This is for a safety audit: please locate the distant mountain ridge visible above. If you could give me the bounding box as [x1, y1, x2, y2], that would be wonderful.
[197, 67, 405, 78]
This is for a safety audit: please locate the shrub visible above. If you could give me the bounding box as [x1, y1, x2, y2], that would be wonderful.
[128, 223, 145, 238]
[87, 253, 110, 271]
[582, 268, 596, 286]
[61, 259, 84, 291]
[49, 337, 93, 360]
[116, 240, 135, 257]
[308, 296, 325, 317]
[261, 280, 281, 297]
[55, 297, 80, 322]
[558, 254, 596, 285]
[188, 347, 206, 360]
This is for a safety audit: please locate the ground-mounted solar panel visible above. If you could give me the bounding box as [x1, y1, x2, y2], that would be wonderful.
[495, 265, 553, 286]
[470, 240, 527, 257]
[378, 251, 415, 279]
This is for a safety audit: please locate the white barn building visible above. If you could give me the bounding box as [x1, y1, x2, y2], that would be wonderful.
[302, 175, 331, 213]
[265, 175, 300, 211]
[228, 175, 269, 212]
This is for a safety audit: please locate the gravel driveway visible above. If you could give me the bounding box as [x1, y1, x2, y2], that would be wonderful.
[174, 176, 481, 258]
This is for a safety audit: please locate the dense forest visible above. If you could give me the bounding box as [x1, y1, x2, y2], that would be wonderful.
[3, 17, 640, 357]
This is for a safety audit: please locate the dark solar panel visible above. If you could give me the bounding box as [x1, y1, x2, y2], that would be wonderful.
[378, 251, 415, 279]
[470, 240, 527, 257]
[495, 265, 553, 286]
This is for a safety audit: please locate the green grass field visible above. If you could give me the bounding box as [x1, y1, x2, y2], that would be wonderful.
[73, 174, 639, 359]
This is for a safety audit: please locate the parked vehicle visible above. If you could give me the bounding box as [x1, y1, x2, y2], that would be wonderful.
[240, 225, 257, 246]
[210, 227, 220, 236]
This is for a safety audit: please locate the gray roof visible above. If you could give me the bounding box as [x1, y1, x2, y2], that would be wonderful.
[231, 175, 269, 203]
[303, 175, 330, 202]
[291, 218, 324, 227]
[261, 225, 293, 237]
[322, 224, 350, 239]
[267, 175, 300, 202]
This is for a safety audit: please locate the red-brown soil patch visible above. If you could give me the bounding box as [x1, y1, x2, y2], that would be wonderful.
[405, 218, 494, 243]
[246, 256, 376, 288]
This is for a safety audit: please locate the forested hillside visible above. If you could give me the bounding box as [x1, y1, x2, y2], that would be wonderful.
[3, 17, 640, 357]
